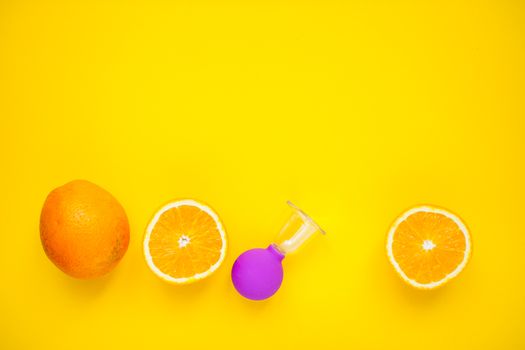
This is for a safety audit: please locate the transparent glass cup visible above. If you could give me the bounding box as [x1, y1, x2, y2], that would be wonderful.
[274, 201, 326, 255]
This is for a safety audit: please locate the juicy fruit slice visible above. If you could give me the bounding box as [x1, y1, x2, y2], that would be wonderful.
[386, 206, 471, 289]
[40, 180, 130, 279]
[144, 199, 227, 284]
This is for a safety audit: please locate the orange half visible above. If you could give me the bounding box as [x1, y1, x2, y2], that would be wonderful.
[386, 206, 471, 289]
[144, 199, 227, 284]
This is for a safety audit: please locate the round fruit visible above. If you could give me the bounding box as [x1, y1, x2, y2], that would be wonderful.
[40, 180, 130, 279]
[143, 199, 227, 284]
[386, 206, 471, 289]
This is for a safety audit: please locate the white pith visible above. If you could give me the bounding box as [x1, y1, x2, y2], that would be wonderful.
[143, 199, 227, 284]
[386, 206, 471, 289]
[178, 235, 190, 248]
[422, 240, 436, 251]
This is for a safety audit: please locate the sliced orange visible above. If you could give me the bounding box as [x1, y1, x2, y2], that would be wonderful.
[386, 206, 471, 289]
[143, 199, 227, 284]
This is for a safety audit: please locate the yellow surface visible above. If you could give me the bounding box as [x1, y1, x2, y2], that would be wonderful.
[1, 1, 524, 349]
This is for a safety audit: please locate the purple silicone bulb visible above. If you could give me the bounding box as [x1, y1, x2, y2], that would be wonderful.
[231, 244, 284, 301]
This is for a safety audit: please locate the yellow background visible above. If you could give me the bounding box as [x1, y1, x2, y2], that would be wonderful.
[1, 1, 525, 349]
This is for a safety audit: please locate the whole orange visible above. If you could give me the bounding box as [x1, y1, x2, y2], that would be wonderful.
[40, 180, 130, 279]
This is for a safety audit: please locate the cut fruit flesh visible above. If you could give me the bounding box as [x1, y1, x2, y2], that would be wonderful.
[387, 206, 471, 289]
[144, 199, 227, 284]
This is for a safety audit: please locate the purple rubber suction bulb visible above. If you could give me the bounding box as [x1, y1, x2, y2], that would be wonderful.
[231, 245, 285, 301]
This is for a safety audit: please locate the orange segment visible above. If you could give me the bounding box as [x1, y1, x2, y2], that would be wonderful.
[387, 206, 471, 289]
[144, 199, 227, 284]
